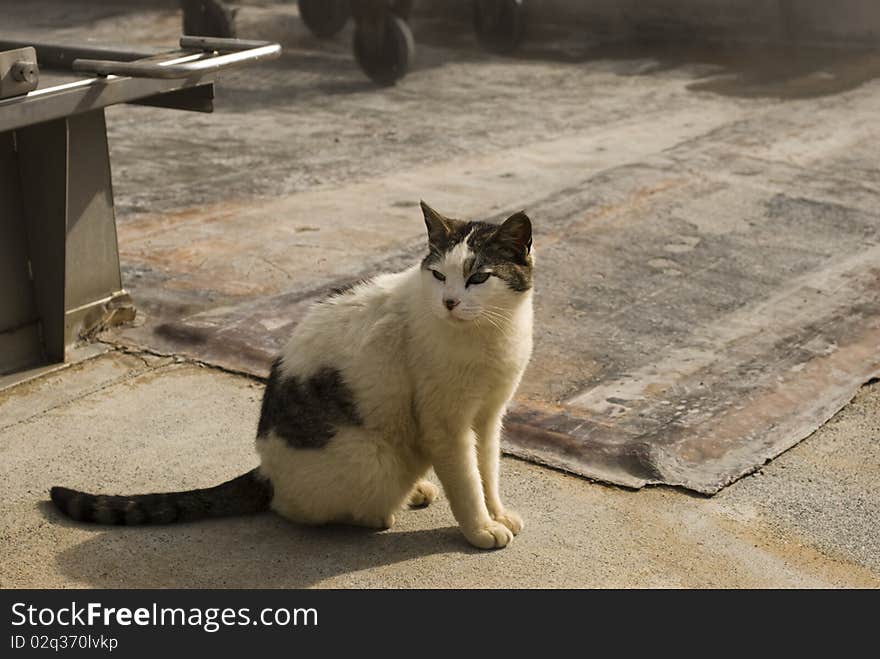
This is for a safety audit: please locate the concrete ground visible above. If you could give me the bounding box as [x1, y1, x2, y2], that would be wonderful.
[1, 350, 878, 588]
[1, 1, 879, 587]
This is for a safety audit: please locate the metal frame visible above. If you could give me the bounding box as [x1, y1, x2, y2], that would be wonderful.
[0, 36, 280, 381]
[72, 37, 280, 79]
[0, 37, 281, 132]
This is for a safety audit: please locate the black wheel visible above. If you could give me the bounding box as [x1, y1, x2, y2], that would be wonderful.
[181, 0, 236, 38]
[298, 0, 351, 39]
[353, 13, 415, 86]
[474, 0, 525, 55]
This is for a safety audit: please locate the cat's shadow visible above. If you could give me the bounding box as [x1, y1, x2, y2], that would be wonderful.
[42, 503, 470, 588]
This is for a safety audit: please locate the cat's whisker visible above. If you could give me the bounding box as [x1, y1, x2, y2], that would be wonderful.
[482, 307, 515, 321]
[480, 311, 515, 333]
[478, 312, 515, 338]
[482, 309, 512, 322]
[481, 303, 514, 316]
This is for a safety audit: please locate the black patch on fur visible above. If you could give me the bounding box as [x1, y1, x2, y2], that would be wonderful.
[421, 217, 533, 292]
[257, 359, 362, 448]
[50, 469, 272, 526]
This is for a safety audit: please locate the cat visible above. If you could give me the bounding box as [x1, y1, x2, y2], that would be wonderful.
[51, 202, 534, 549]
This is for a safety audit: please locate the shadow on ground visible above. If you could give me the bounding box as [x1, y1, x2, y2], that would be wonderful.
[45, 503, 468, 588]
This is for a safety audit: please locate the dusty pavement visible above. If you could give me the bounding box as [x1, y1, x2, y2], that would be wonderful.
[0, 350, 878, 588]
[1, 0, 879, 587]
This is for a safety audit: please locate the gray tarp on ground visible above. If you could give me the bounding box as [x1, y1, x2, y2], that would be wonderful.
[115, 145, 880, 494]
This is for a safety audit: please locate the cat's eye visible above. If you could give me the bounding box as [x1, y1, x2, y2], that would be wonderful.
[431, 270, 446, 282]
[466, 272, 490, 286]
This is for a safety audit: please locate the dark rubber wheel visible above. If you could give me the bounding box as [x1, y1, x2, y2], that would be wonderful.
[181, 0, 236, 38]
[474, 0, 525, 55]
[353, 13, 415, 86]
[298, 0, 351, 39]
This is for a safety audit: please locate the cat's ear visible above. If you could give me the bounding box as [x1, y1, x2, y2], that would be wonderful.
[421, 201, 452, 248]
[494, 211, 532, 259]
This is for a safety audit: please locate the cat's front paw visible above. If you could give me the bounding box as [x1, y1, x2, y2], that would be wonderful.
[462, 520, 514, 549]
[491, 509, 523, 535]
[408, 480, 439, 508]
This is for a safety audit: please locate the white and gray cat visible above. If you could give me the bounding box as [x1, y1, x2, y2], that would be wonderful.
[52, 202, 534, 549]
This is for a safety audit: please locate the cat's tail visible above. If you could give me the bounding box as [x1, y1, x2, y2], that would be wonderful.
[49, 468, 273, 525]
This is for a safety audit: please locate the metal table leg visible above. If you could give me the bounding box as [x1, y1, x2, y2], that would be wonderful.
[0, 109, 133, 376]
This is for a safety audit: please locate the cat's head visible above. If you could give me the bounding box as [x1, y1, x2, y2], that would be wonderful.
[419, 201, 533, 325]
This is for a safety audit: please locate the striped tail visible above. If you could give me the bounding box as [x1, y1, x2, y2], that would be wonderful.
[50, 469, 273, 526]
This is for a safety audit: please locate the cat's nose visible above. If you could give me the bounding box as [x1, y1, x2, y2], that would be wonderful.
[444, 298, 460, 310]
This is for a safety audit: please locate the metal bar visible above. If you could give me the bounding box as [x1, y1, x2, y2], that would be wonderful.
[178, 36, 274, 52]
[0, 71, 213, 132]
[0, 39, 157, 70]
[71, 42, 280, 79]
[130, 83, 215, 113]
